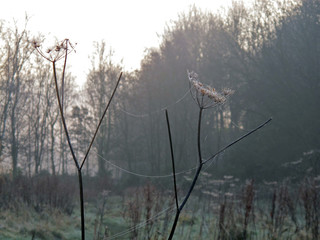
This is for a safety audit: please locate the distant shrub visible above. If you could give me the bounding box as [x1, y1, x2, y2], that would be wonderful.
[0, 174, 76, 214]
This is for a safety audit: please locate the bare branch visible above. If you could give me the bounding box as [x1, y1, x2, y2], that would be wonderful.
[165, 109, 179, 210]
[52, 61, 80, 169]
[61, 39, 69, 114]
[203, 117, 272, 165]
[80, 72, 123, 170]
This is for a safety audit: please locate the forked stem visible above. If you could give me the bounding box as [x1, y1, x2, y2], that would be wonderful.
[51, 50, 122, 239]
[166, 107, 272, 239]
[167, 108, 204, 240]
[80, 72, 123, 170]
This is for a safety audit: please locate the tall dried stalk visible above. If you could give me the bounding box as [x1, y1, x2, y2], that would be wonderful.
[165, 71, 272, 239]
[34, 39, 122, 240]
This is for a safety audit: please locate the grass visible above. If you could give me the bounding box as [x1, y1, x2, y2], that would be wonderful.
[0, 205, 78, 239]
[0, 177, 319, 240]
[0, 200, 123, 240]
[0, 202, 312, 240]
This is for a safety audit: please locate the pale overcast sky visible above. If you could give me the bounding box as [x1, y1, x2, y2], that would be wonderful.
[1, 0, 235, 86]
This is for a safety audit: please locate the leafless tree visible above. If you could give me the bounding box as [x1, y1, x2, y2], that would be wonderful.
[0, 18, 33, 177]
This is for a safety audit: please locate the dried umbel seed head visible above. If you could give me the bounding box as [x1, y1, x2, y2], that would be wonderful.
[31, 39, 41, 48]
[55, 45, 62, 52]
[188, 70, 199, 83]
[222, 88, 235, 96]
[187, 70, 234, 108]
[33, 38, 76, 62]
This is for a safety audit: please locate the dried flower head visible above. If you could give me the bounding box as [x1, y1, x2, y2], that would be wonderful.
[187, 70, 234, 108]
[31, 39, 41, 48]
[55, 45, 62, 52]
[33, 38, 76, 62]
[222, 88, 235, 96]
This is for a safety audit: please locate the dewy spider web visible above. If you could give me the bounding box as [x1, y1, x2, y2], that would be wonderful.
[105, 163, 225, 240]
[93, 117, 272, 179]
[106, 192, 203, 240]
[94, 149, 199, 178]
[93, 148, 222, 179]
[99, 118, 271, 239]
[117, 86, 192, 118]
[94, 71, 270, 239]
[106, 205, 176, 239]
[99, 76, 251, 131]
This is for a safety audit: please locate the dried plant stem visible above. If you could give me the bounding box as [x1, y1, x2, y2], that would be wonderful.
[197, 108, 203, 164]
[167, 108, 204, 240]
[203, 117, 272, 165]
[35, 39, 122, 239]
[78, 169, 85, 240]
[52, 62, 79, 169]
[80, 72, 122, 170]
[165, 110, 179, 210]
[61, 43, 68, 114]
[52, 56, 122, 239]
[166, 107, 272, 239]
[53, 60, 85, 238]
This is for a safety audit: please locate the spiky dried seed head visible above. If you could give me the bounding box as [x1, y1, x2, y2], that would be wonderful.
[187, 70, 234, 108]
[31, 39, 41, 48]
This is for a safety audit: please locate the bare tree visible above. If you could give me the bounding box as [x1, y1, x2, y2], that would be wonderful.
[0, 18, 33, 177]
[26, 55, 51, 174]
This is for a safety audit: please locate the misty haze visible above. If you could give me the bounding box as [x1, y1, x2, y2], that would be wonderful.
[0, 0, 319, 239]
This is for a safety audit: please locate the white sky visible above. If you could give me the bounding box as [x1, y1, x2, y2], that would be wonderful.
[1, 0, 235, 86]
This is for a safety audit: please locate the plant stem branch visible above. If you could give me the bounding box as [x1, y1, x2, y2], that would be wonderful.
[197, 108, 203, 164]
[168, 108, 204, 240]
[52, 61, 80, 169]
[61, 40, 68, 114]
[80, 72, 122, 170]
[49, 42, 123, 240]
[78, 169, 85, 240]
[167, 111, 272, 239]
[165, 110, 179, 210]
[203, 117, 272, 165]
[53, 60, 85, 239]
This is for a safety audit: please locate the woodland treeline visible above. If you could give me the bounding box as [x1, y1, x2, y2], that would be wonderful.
[0, 0, 319, 182]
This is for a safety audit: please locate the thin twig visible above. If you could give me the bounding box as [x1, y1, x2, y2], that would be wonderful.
[198, 108, 203, 164]
[61, 40, 68, 114]
[52, 61, 80, 169]
[80, 72, 123, 170]
[203, 117, 272, 165]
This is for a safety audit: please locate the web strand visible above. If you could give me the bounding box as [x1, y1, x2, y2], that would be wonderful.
[106, 205, 176, 239]
[117, 86, 192, 118]
[94, 149, 198, 178]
